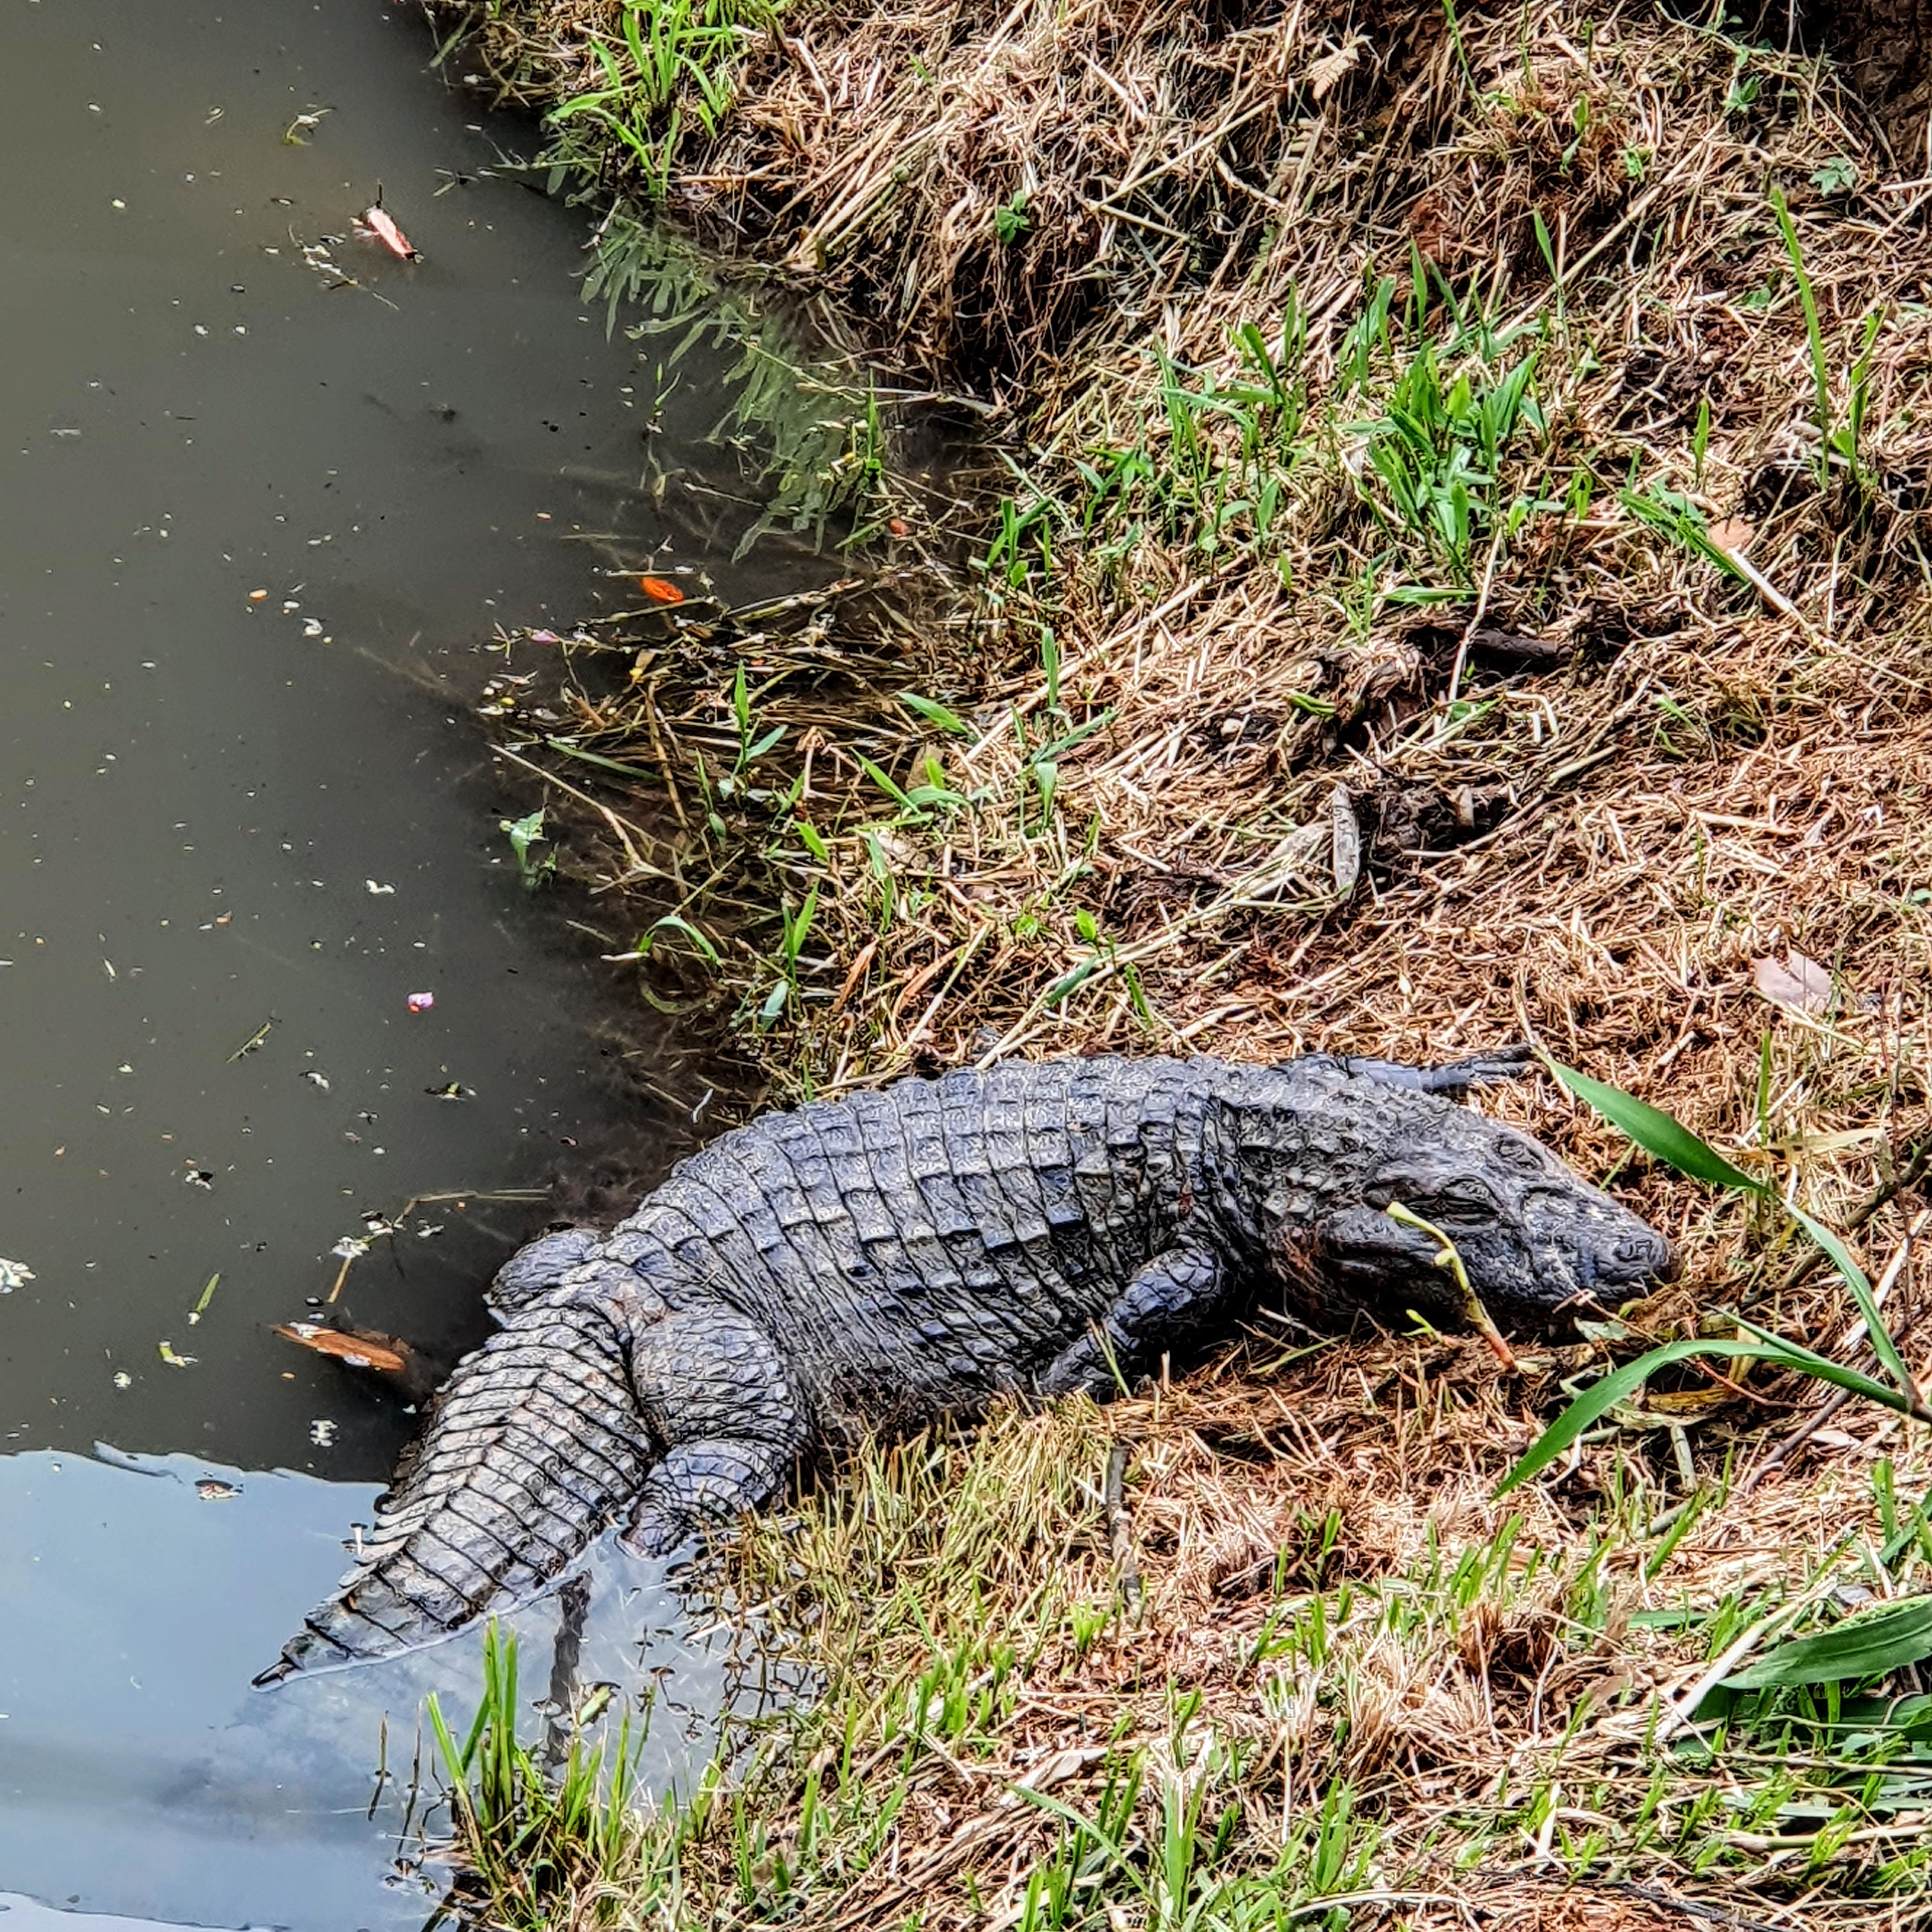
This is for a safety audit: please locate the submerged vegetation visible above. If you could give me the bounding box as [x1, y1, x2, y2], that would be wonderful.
[420, 0, 1932, 1919]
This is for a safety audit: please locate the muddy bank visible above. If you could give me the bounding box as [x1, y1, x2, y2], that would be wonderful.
[0, 3, 851, 1921]
[439, 0, 1932, 1183]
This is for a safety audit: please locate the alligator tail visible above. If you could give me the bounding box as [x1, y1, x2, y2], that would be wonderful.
[254, 1296, 654, 1686]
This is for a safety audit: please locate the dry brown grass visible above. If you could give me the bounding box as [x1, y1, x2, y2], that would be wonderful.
[436, 0, 1443, 398]
[440, 1322, 1932, 1926]
[482, 4, 1932, 1243]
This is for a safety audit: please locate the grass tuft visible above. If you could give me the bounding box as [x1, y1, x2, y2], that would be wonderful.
[434, 1346, 1932, 1926]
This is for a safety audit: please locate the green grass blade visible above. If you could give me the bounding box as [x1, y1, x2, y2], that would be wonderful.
[1770, 187, 1832, 480]
[1496, 1339, 1761, 1493]
[1547, 1057, 1913, 1399]
[898, 691, 974, 737]
[544, 736, 656, 780]
[857, 755, 917, 811]
[1787, 1203, 1911, 1393]
[1724, 1598, 1932, 1690]
[644, 913, 721, 967]
[1501, 1330, 1928, 1497]
[1543, 1057, 1762, 1192]
[1728, 1312, 1903, 1409]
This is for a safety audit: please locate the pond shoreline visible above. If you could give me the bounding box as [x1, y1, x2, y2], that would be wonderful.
[419, 1, 1932, 1923]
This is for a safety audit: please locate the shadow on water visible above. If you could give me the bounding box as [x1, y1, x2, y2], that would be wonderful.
[0, 0, 826, 1922]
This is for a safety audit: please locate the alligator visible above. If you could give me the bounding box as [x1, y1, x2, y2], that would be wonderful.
[256, 1048, 1673, 1684]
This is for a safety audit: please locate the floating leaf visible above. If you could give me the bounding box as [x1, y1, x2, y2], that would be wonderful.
[361, 202, 420, 262]
[226, 1018, 273, 1062]
[275, 1322, 410, 1376]
[637, 574, 685, 604]
[187, 1272, 220, 1325]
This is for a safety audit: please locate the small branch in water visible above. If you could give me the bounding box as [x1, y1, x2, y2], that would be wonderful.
[321, 1187, 549, 1303]
[226, 1018, 275, 1062]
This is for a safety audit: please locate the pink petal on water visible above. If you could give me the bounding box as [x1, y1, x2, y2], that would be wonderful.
[406, 991, 434, 1014]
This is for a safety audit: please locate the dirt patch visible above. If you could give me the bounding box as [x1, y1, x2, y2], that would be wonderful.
[1805, 0, 1932, 165]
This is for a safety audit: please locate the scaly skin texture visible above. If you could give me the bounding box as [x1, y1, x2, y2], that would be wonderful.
[257, 1049, 1673, 1683]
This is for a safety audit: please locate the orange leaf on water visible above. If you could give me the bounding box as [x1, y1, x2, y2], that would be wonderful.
[273, 1321, 410, 1376]
[638, 575, 686, 604]
[362, 205, 419, 261]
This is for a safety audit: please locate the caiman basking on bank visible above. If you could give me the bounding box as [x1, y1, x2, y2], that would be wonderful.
[257, 1048, 1673, 1683]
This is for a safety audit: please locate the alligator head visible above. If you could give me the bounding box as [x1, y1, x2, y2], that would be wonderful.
[1285, 1087, 1675, 1335]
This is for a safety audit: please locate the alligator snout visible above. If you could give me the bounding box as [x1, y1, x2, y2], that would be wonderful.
[1526, 1199, 1676, 1320]
[1572, 1199, 1677, 1285]
[1611, 1229, 1679, 1282]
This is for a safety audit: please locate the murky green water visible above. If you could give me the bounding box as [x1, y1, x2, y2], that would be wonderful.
[0, 2, 792, 1923]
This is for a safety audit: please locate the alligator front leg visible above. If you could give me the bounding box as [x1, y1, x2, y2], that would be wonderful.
[622, 1307, 811, 1556]
[1038, 1243, 1232, 1399]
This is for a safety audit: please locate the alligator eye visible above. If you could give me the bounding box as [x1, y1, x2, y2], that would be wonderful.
[1491, 1137, 1547, 1175]
[1424, 1188, 1499, 1227]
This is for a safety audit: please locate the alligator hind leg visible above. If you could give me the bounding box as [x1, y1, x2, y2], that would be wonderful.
[1038, 1242, 1232, 1400]
[623, 1306, 810, 1556]
[623, 1438, 801, 1556]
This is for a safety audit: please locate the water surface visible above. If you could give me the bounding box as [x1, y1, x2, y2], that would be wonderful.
[0, 1, 791, 1922]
